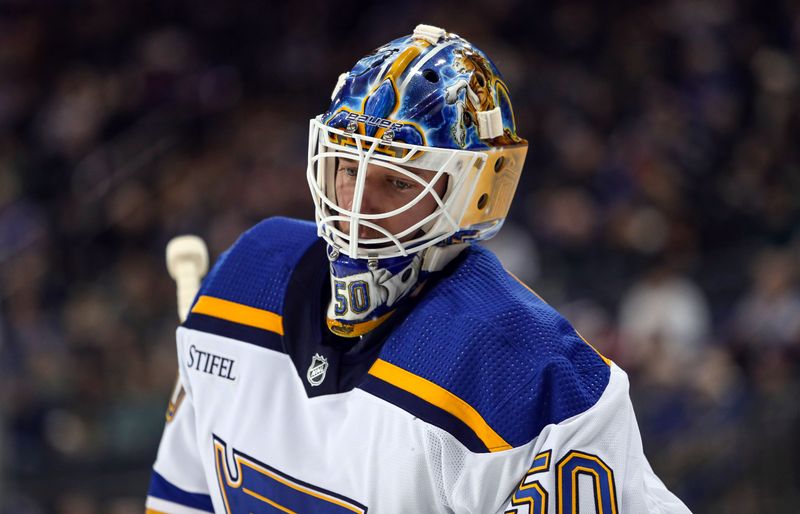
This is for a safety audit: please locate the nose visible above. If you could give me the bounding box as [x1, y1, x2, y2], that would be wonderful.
[335, 183, 380, 239]
[355, 172, 387, 215]
[355, 190, 382, 238]
[358, 192, 379, 215]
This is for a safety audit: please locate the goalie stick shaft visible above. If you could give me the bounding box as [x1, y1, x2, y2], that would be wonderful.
[166, 235, 209, 322]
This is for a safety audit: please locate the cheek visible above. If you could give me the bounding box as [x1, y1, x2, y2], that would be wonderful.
[418, 192, 440, 217]
[334, 175, 353, 208]
[397, 190, 439, 225]
[407, 176, 445, 215]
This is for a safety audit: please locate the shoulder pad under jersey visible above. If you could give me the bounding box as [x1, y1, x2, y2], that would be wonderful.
[361, 245, 612, 453]
[182, 217, 318, 346]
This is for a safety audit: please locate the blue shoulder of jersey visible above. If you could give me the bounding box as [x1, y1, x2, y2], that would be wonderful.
[182, 217, 318, 348]
[362, 245, 612, 453]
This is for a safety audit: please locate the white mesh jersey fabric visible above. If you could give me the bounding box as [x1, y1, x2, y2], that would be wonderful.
[494, 365, 692, 514]
[146, 330, 214, 513]
[148, 327, 690, 513]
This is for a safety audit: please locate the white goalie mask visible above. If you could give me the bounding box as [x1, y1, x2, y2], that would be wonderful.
[307, 120, 491, 266]
[306, 24, 528, 336]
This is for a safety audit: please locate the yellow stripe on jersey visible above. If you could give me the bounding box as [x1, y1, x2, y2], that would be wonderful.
[191, 295, 284, 336]
[574, 330, 612, 367]
[505, 269, 547, 303]
[368, 358, 512, 452]
[242, 487, 297, 514]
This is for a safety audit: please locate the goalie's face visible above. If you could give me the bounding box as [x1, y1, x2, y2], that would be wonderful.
[334, 158, 448, 241]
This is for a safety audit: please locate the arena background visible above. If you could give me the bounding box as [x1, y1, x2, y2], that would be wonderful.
[1, 0, 799, 512]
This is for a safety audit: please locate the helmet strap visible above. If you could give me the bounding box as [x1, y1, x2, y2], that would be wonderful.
[420, 243, 469, 273]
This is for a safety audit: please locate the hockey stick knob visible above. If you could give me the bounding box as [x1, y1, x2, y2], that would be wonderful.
[166, 235, 209, 322]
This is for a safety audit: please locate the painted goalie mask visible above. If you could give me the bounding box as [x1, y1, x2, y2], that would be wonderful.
[307, 24, 528, 337]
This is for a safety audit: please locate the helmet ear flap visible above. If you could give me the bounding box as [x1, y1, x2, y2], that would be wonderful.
[457, 144, 527, 230]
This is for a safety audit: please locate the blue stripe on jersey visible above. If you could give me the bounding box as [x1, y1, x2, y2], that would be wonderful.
[359, 374, 489, 453]
[148, 471, 214, 512]
[183, 313, 284, 353]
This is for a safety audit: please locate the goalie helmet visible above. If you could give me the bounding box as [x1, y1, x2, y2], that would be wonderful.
[307, 24, 528, 337]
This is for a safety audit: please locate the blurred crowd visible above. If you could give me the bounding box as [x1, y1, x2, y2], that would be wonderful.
[0, 0, 798, 512]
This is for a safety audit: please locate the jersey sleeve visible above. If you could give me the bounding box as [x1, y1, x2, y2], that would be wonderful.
[477, 364, 691, 514]
[145, 330, 214, 514]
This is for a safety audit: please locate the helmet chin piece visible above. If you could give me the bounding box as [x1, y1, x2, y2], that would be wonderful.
[326, 249, 425, 338]
[420, 242, 469, 273]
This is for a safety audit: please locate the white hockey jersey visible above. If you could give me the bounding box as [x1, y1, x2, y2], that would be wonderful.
[146, 217, 691, 513]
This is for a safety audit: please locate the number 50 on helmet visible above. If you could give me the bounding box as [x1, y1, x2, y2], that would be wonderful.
[307, 24, 528, 270]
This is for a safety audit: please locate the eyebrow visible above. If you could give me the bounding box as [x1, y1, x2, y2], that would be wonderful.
[337, 158, 430, 178]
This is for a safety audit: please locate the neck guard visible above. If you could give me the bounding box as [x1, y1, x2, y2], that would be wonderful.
[326, 248, 425, 338]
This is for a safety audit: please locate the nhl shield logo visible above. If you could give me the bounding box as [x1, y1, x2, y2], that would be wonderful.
[306, 353, 329, 387]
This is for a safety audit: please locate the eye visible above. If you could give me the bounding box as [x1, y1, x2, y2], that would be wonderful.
[339, 166, 358, 177]
[389, 177, 414, 191]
